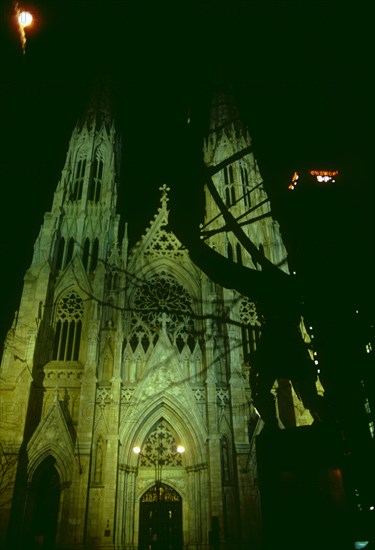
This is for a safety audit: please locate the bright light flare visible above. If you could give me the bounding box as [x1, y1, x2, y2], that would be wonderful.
[133, 446, 141, 454]
[177, 445, 185, 454]
[18, 11, 32, 27]
[14, 1, 35, 54]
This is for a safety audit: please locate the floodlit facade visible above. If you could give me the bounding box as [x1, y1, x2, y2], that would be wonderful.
[0, 85, 316, 549]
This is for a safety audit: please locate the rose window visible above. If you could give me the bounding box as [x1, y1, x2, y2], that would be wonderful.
[129, 272, 196, 352]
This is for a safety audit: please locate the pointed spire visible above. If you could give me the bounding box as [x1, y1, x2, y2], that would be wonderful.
[78, 72, 115, 131]
[208, 63, 246, 137]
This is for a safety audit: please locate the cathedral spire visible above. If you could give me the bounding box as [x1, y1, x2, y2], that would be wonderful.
[28, 73, 122, 283]
[208, 65, 246, 137]
[78, 73, 115, 131]
[203, 68, 289, 274]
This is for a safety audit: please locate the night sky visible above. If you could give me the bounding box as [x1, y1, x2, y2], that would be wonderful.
[1, 0, 373, 349]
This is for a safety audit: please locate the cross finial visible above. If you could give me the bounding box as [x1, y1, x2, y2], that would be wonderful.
[159, 184, 170, 208]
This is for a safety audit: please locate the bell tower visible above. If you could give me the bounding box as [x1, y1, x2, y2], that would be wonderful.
[202, 85, 289, 273]
[1, 80, 122, 371]
[38, 82, 121, 277]
[200, 84, 319, 431]
[0, 80, 125, 549]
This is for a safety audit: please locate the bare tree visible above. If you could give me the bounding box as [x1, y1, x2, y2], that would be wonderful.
[168, 121, 328, 427]
[0, 441, 18, 510]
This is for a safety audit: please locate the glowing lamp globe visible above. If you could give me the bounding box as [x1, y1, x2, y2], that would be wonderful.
[18, 11, 33, 27]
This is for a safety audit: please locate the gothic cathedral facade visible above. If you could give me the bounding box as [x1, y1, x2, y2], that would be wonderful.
[0, 85, 316, 549]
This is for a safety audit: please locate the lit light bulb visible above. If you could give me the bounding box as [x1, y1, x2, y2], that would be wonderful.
[133, 446, 141, 454]
[177, 445, 185, 454]
[18, 11, 33, 27]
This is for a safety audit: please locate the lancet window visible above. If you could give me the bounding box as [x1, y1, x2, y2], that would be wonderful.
[224, 165, 235, 205]
[52, 290, 84, 361]
[88, 158, 103, 202]
[54, 236, 75, 270]
[227, 242, 242, 265]
[241, 166, 251, 207]
[71, 159, 86, 201]
[82, 238, 99, 272]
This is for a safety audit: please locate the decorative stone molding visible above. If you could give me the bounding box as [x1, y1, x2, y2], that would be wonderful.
[121, 387, 135, 403]
[45, 369, 83, 382]
[96, 386, 112, 408]
[192, 387, 205, 404]
[217, 387, 229, 407]
[42, 362, 84, 388]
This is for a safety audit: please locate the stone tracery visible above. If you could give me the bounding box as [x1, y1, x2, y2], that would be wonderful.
[126, 271, 197, 353]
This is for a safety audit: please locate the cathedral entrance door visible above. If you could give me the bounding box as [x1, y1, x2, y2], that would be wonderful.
[138, 483, 183, 550]
[24, 456, 60, 549]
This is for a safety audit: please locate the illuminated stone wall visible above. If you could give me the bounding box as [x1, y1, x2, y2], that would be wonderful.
[0, 89, 315, 549]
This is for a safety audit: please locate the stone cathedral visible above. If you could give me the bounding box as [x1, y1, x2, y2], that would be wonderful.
[0, 84, 318, 550]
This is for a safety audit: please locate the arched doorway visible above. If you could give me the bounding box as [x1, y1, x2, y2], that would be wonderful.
[139, 483, 183, 550]
[24, 456, 60, 549]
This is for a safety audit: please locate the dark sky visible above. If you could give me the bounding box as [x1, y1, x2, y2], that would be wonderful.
[0, 0, 373, 346]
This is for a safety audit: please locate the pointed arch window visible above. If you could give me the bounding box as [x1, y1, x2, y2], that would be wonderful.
[88, 158, 103, 203]
[91, 239, 99, 271]
[224, 165, 234, 185]
[82, 239, 90, 270]
[224, 165, 235, 205]
[241, 166, 251, 207]
[54, 237, 65, 270]
[82, 238, 99, 272]
[224, 185, 236, 206]
[137, 420, 183, 468]
[127, 271, 196, 353]
[71, 159, 86, 201]
[65, 238, 74, 265]
[54, 236, 74, 270]
[52, 290, 84, 361]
